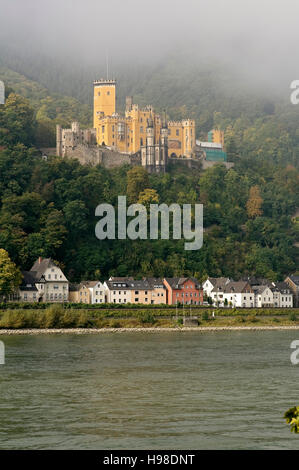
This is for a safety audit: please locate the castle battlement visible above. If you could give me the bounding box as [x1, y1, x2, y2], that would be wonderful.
[168, 121, 184, 126]
[93, 79, 116, 86]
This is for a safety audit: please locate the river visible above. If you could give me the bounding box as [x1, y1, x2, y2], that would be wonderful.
[0, 330, 299, 449]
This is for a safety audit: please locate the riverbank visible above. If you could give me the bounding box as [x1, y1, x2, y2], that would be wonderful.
[2, 325, 299, 334]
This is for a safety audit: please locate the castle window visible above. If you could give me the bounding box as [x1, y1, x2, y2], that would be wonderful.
[102, 126, 105, 133]
[140, 126, 143, 133]
[176, 130, 179, 136]
[107, 91, 110, 95]
[140, 138, 143, 146]
[98, 92, 101, 96]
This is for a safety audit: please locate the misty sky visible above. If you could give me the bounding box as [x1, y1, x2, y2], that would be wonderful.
[1, 0, 299, 90]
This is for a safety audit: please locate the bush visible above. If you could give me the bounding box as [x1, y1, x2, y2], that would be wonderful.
[202, 311, 209, 321]
[140, 312, 155, 324]
[43, 304, 65, 328]
[289, 312, 297, 322]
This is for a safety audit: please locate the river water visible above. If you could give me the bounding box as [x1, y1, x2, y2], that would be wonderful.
[0, 330, 299, 449]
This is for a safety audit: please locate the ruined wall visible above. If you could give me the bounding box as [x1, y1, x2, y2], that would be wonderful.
[62, 144, 140, 168]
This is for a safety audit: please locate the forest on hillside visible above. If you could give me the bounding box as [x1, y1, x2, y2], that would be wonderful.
[0, 78, 298, 282]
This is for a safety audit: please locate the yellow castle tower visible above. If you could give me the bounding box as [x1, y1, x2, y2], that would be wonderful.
[93, 79, 116, 124]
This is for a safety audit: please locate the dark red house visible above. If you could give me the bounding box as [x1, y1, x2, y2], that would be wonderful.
[163, 277, 203, 305]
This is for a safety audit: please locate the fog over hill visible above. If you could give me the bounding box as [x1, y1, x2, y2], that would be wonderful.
[1, 0, 299, 103]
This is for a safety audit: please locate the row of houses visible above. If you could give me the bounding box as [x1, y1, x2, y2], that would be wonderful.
[12, 257, 299, 308]
[203, 277, 298, 308]
[15, 258, 203, 305]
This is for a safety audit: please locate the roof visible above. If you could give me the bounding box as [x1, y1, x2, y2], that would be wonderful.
[19, 271, 38, 291]
[211, 280, 251, 294]
[272, 282, 292, 294]
[83, 281, 99, 288]
[164, 277, 201, 289]
[287, 275, 299, 286]
[105, 278, 151, 290]
[206, 277, 230, 289]
[223, 281, 251, 293]
[241, 276, 272, 287]
[144, 278, 165, 288]
[30, 258, 58, 281]
[252, 285, 271, 295]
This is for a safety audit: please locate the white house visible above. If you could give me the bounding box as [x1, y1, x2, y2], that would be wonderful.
[253, 286, 274, 308]
[271, 282, 293, 308]
[203, 277, 230, 298]
[104, 277, 133, 304]
[19, 257, 69, 302]
[86, 281, 107, 304]
[211, 281, 254, 308]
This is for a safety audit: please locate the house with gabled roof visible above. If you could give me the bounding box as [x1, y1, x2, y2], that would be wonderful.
[163, 277, 203, 305]
[252, 285, 274, 308]
[85, 281, 106, 304]
[202, 277, 231, 298]
[211, 280, 254, 307]
[23, 257, 69, 302]
[271, 282, 293, 308]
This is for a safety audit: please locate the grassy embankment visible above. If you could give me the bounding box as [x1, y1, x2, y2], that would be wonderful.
[0, 305, 298, 329]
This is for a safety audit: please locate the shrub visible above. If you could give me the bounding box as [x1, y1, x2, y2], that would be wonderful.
[140, 312, 155, 324]
[289, 312, 297, 322]
[43, 304, 65, 328]
[202, 311, 209, 321]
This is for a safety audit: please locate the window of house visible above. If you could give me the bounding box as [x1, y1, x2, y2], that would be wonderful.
[176, 129, 179, 136]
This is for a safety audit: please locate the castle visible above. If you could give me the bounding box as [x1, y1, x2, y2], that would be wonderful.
[56, 78, 228, 172]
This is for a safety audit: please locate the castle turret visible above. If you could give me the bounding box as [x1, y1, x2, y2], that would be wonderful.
[72, 121, 80, 133]
[56, 124, 62, 156]
[93, 79, 116, 129]
[126, 96, 133, 112]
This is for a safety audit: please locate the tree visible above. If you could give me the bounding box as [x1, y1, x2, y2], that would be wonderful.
[0, 93, 35, 147]
[137, 188, 159, 211]
[127, 167, 149, 204]
[0, 249, 22, 298]
[246, 185, 263, 218]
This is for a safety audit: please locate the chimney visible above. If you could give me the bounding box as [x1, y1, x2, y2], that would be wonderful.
[38, 257, 42, 264]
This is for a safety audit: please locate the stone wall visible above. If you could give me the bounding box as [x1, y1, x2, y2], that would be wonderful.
[62, 144, 140, 168]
